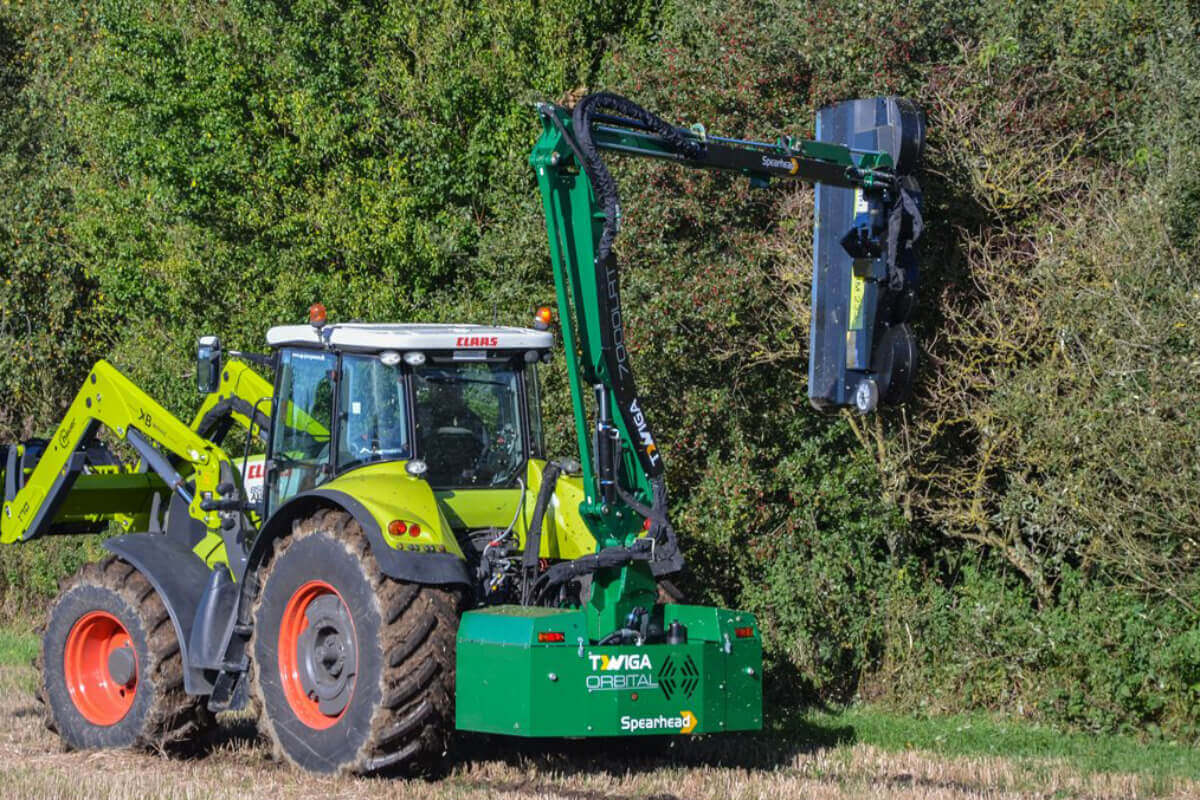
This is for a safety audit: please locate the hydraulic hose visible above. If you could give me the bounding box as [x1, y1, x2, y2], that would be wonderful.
[529, 537, 656, 605]
[521, 463, 561, 604]
[571, 93, 702, 290]
[569, 93, 696, 579]
[570, 94, 700, 482]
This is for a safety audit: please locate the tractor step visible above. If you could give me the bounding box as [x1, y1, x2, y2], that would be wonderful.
[455, 604, 761, 738]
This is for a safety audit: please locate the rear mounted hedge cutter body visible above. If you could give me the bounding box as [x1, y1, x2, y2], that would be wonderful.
[0, 93, 924, 773]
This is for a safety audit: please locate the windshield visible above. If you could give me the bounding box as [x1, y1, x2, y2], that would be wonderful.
[413, 361, 525, 487]
[338, 354, 411, 469]
[269, 349, 336, 511]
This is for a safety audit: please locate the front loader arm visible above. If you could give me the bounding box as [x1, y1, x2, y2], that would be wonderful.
[190, 358, 274, 443]
[1, 361, 246, 572]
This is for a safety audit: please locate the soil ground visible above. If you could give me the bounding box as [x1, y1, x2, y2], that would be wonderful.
[0, 658, 1194, 800]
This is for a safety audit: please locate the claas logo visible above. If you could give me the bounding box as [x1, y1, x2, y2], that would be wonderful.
[455, 335, 498, 347]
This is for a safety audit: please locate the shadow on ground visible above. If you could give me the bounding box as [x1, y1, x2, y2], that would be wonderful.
[457, 715, 855, 769]
[184, 706, 856, 781]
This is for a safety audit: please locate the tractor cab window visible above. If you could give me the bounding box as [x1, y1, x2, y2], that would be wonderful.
[527, 364, 545, 460]
[268, 348, 337, 512]
[337, 354, 411, 469]
[413, 360, 525, 488]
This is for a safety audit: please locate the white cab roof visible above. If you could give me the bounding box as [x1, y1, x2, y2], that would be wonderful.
[266, 323, 554, 353]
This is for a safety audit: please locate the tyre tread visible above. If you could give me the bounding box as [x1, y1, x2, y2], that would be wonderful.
[250, 510, 461, 774]
[38, 556, 209, 750]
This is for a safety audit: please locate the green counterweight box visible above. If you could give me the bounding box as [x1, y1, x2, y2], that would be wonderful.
[455, 605, 762, 737]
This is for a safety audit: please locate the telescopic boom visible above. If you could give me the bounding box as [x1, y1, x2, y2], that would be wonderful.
[529, 93, 924, 583]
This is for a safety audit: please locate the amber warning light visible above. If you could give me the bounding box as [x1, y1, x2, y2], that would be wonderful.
[308, 302, 327, 328]
[533, 306, 554, 330]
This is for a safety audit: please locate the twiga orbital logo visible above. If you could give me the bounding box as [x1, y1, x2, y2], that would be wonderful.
[586, 653, 657, 691]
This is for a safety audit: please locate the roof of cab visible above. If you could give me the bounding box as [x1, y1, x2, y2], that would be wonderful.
[265, 323, 554, 353]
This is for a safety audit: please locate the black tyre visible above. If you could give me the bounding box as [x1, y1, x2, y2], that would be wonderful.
[251, 509, 461, 774]
[38, 557, 209, 750]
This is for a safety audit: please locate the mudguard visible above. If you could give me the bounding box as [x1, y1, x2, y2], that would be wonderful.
[247, 462, 471, 589]
[102, 532, 215, 694]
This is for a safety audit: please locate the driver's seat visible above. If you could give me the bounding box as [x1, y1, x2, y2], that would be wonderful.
[422, 427, 483, 485]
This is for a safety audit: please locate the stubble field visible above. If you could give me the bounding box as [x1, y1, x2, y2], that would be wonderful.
[0, 632, 1194, 800]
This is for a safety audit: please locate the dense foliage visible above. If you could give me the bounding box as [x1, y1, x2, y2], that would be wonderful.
[1, 0, 1198, 739]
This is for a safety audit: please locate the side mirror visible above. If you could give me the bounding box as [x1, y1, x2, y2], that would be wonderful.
[197, 335, 222, 394]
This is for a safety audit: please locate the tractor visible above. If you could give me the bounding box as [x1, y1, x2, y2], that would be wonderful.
[0, 94, 924, 772]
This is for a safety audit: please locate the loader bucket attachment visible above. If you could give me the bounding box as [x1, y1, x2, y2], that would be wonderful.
[809, 96, 924, 412]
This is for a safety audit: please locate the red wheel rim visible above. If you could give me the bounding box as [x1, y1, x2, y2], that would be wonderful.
[278, 580, 357, 730]
[63, 611, 138, 726]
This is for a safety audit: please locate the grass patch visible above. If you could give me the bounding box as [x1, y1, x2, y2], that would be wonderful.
[0, 628, 37, 667]
[796, 705, 1200, 782]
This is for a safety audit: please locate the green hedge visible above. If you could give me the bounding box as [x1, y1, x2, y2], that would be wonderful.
[1, 0, 1198, 739]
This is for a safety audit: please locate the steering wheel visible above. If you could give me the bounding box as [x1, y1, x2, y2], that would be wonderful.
[483, 423, 522, 485]
[424, 426, 484, 480]
[435, 426, 475, 437]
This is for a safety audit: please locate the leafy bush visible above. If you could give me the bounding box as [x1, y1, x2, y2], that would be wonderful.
[875, 565, 1200, 739]
[1, 0, 1198, 740]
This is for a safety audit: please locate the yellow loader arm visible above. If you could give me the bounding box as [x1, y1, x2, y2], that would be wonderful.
[1, 359, 273, 574]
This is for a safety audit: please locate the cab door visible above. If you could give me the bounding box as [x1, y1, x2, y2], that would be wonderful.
[265, 348, 338, 516]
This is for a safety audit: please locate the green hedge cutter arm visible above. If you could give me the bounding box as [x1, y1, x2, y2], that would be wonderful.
[528, 93, 924, 588]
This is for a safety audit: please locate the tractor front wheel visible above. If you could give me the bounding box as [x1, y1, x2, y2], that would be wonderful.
[38, 557, 208, 750]
[251, 509, 460, 774]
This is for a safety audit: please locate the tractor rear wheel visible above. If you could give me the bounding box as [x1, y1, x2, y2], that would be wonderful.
[251, 509, 460, 774]
[38, 557, 209, 750]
